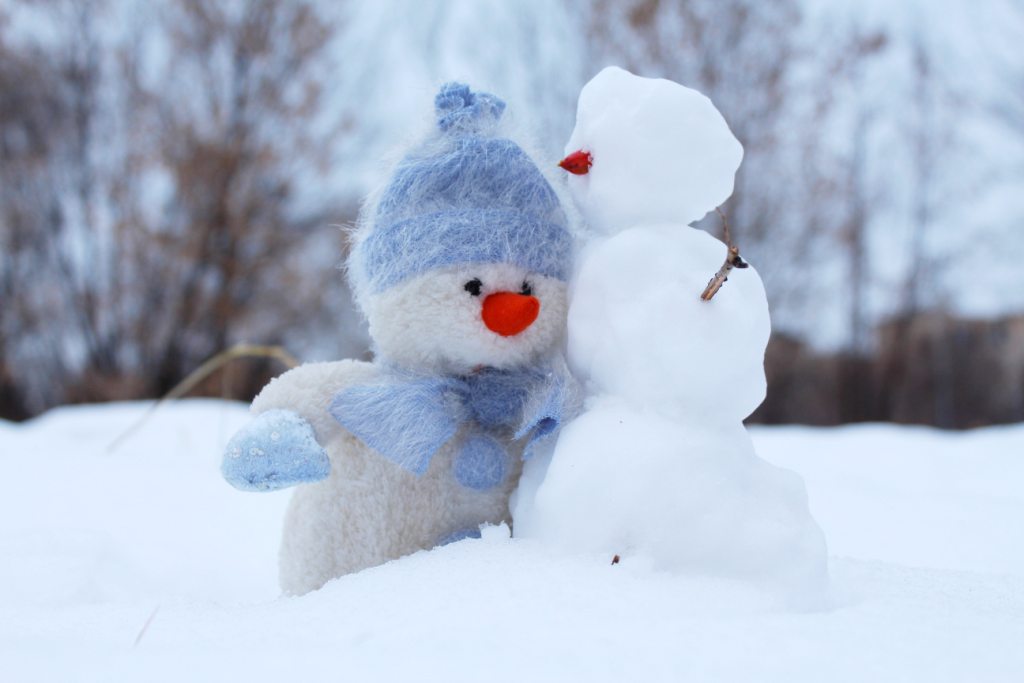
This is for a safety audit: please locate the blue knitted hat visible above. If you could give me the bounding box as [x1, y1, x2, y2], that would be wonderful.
[352, 83, 572, 295]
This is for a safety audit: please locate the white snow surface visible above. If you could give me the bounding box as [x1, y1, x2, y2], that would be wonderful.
[2, 401, 1023, 682]
[563, 67, 744, 234]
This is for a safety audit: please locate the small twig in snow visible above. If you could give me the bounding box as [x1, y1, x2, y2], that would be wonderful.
[133, 605, 161, 648]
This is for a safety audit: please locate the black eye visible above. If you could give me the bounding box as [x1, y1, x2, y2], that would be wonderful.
[464, 278, 482, 296]
[520, 280, 533, 296]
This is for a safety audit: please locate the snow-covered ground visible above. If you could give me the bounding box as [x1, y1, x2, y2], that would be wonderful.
[1, 401, 1021, 682]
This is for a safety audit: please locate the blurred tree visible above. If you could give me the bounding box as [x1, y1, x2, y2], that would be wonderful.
[0, 3, 77, 413]
[144, 0, 341, 394]
[2, 0, 1020, 428]
[0, 0, 347, 418]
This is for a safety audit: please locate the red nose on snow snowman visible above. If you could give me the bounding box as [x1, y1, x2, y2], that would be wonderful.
[516, 67, 827, 594]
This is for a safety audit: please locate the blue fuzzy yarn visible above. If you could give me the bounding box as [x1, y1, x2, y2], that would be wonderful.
[515, 368, 573, 459]
[328, 376, 463, 476]
[453, 433, 508, 490]
[222, 409, 330, 491]
[360, 209, 572, 293]
[464, 367, 535, 429]
[434, 83, 505, 134]
[353, 82, 572, 294]
[329, 364, 573, 483]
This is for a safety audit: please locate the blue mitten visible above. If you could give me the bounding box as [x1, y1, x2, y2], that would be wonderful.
[222, 409, 330, 491]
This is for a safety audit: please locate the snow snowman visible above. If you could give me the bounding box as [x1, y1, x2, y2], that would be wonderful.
[514, 67, 827, 594]
[222, 83, 577, 596]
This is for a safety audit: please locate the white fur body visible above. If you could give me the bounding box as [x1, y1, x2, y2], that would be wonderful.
[253, 359, 526, 595]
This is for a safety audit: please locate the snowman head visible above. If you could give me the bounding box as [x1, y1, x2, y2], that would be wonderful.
[559, 66, 744, 234]
[349, 83, 573, 374]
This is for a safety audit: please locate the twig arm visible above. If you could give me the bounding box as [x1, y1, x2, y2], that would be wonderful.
[700, 208, 748, 302]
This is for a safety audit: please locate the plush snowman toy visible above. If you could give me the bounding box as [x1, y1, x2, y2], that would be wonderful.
[222, 83, 576, 596]
[514, 67, 827, 594]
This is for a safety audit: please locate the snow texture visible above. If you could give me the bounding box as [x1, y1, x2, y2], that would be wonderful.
[516, 68, 826, 592]
[568, 224, 770, 422]
[563, 66, 744, 234]
[1, 402, 1022, 682]
[517, 399, 828, 595]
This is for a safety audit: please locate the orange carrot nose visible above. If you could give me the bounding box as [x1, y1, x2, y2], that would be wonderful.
[481, 292, 540, 337]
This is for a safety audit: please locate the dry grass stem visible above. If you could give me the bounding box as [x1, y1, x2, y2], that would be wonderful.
[106, 344, 300, 453]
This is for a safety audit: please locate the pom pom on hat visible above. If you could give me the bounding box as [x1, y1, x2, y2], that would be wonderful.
[434, 83, 506, 134]
[350, 83, 572, 299]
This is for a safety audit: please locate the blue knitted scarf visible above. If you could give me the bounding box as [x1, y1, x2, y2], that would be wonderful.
[328, 363, 572, 490]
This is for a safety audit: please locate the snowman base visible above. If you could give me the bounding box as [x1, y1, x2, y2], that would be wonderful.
[515, 398, 828, 599]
